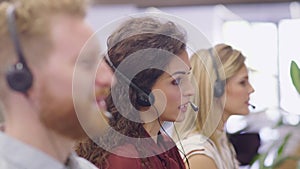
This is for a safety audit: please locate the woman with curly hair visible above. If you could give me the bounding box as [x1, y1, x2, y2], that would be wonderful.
[75, 16, 195, 169]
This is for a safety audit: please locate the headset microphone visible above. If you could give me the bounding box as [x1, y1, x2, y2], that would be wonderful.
[249, 104, 256, 109]
[103, 111, 113, 119]
[189, 101, 199, 112]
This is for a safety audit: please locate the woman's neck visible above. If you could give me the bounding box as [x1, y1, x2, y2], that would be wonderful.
[217, 111, 230, 131]
[143, 120, 162, 143]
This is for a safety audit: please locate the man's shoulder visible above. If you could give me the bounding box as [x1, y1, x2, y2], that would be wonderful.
[0, 159, 12, 169]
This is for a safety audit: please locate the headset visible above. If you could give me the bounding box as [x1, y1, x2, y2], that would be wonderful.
[105, 52, 199, 112]
[6, 5, 33, 93]
[209, 48, 225, 98]
[105, 52, 196, 169]
[104, 54, 155, 107]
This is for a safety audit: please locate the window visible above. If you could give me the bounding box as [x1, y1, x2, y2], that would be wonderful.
[278, 19, 300, 116]
[222, 20, 279, 117]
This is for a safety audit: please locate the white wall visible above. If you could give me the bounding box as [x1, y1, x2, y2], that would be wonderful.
[85, 4, 219, 53]
[86, 2, 291, 50]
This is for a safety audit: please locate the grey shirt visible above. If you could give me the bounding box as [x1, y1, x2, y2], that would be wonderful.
[0, 131, 98, 169]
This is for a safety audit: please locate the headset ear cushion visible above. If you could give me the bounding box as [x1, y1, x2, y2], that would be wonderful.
[214, 79, 225, 98]
[136, 89, 155, 107]
[6, 64, 33, 93]
[148, 92, 155, 105]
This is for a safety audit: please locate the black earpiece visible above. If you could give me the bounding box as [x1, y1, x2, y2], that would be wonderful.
[105, 54, 155, 107]
[214, 78, 225, 98]
[136, 88, 155, 107]
[209, 48, 225, 98]
[6, 5, 33, 93]
[6, 63, 33, 93]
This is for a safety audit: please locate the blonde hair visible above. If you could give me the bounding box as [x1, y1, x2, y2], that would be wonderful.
[175, 43, 245, 151]
[0, 0, 87, 103]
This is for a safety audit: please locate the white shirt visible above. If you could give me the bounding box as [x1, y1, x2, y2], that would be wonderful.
[177, 132, 239, 169]
[0, 131, 98, 169]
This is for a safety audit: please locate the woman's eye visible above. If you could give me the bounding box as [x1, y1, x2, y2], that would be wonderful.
[240, 80, 247, 86]
[172, 78, 182, 85]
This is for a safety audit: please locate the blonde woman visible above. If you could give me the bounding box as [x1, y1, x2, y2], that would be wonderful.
[175, 44, 255, 169]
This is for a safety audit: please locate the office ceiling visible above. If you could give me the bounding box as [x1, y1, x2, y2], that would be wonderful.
[92, 0, 293, 7]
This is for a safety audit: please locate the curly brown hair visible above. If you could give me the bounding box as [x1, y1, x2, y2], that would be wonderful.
[75, 16, 187, 169]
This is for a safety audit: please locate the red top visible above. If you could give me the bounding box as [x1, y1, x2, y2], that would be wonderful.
[101, 131, 185, 169]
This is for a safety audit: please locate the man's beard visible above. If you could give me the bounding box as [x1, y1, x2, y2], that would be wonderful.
[39, 87, 87, 140]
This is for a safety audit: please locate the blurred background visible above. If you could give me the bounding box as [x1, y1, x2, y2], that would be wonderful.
[1, 0, 299, 168]
[85, 1, 300, 168]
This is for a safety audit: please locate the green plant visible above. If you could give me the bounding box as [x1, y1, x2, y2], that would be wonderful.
[290, 61, 300, 94]
[250, 133, 299, 169]
[249, 62, 300, 168]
